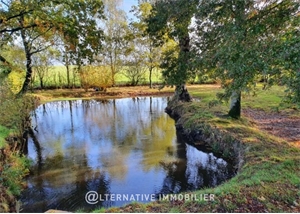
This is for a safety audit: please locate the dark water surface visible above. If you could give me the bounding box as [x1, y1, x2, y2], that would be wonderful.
[20, 97, 234, 212]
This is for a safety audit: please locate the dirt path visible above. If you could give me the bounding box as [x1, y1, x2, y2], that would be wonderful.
[243, 108, 300, 147]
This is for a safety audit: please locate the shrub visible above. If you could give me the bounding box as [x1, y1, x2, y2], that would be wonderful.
[0, 81, 33, 212]
[79, 65, 113, 91]
[0, 81, 37, 137]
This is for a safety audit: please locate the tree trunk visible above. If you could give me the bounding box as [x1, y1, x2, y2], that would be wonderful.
[110, 54, 115, 86]
[149, 67, 153, 89]
[72, 67, 77, 88]
[228, 91, 241, 119]
[111, 65, 115, 86]
[171, 35, 192, 102]
[40, 78, 44, 89]
[18, 19, 33, 95]
[174, 84, 192, 102]
[66, 64, 70, 88]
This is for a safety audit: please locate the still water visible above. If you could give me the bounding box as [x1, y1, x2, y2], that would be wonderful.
[20, 97, 233, 212]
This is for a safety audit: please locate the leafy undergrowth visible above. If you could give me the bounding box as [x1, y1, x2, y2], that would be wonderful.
[0, 127, 31, 213]
[98, 85, 300, 213]
[0, 144, 31, 212]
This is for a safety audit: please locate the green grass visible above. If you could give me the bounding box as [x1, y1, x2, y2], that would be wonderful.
[188, 84, 297, 113]
[241, 85, 287, 112]
[91, 207, 106, 213]
[170, 86, 300, 212]
[0, 125, 10, 148]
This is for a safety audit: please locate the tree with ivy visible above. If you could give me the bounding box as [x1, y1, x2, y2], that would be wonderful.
[194, 0, 299, 118]
[146, 0, 199, 101]
[0, 0, 105, 95]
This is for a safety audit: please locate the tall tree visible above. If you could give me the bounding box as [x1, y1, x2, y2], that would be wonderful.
[122, 22, 148, 86]
[147, 0, 199, 101]
[131, 2, 162, 88]
[194, 0, 299, 118]
[0, 0, 105, 95]
[99, 0, 129, 86]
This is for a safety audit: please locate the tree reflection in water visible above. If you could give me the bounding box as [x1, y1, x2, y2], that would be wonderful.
[157, 132, 231, 195]
[20, 97, 234, 212]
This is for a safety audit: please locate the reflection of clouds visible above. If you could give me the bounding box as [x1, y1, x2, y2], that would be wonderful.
[185, 144, 228, 188]
[186, 144, 227, 170]
[100, 148, 128, 181]
[157, 143, 231, 194]
[24, 97, 233, 212]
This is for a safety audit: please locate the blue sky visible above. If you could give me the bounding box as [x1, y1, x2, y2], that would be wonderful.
[121, 0, 139, 20]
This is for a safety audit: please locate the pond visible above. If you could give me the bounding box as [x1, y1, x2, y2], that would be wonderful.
[20, 97, 234, 212]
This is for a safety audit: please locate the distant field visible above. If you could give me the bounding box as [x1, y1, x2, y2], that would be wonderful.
[30, 65, 164, 88]
[7, 65, 165, 91]
[7, 65, 214, 92]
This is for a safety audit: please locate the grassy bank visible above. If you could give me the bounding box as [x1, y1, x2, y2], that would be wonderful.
[0, 125, 31, 213]
[0, 84, 35, 212]
[92, 84, 300, 212]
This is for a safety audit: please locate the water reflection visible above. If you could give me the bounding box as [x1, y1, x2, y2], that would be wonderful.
[20, 97, 233, 212]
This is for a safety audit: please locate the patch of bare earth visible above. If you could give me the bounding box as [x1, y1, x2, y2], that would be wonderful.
[243, 108, 300, 147]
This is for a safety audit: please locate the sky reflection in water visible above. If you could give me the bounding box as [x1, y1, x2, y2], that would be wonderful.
[20, 97, 232, 212]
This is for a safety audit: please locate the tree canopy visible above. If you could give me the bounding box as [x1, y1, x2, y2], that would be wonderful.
[146, 0, 199, 101]
[0, 0, 105, 94]
[194, 0, 299, 98]
[192, 0, 300, 116]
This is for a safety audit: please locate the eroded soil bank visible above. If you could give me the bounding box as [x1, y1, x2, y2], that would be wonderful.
[165, 100, 245, 173]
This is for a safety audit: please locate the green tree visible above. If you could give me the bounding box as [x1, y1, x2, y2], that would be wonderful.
[122, 30, 147, 86]
[0, 0, 105, 95]
[273, 11, 300, 105]
[131, 2, 162, 88]
[147, 0, 199, 101]
[0, 55, 12, 81]
[99, 0, 129, 86]
[0, 44, 26, 71]
[194, 0, 299, 118]
[32, 48, 58, 89]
